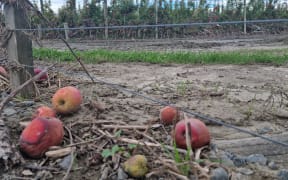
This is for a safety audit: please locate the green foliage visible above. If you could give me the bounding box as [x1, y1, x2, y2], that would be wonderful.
[33, 47, 288, 65]
[101, 145, 121, 158]
[172, 142, 192, 176]
[100, 130, 137, 159]
[25, 0, 288, 33]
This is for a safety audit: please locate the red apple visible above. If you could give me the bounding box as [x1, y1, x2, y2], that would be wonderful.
[34, 68, 48, 81]
[52, 86, 83, 114]
[173, 118, 210, 149]
[33, 106, 56, 118]
[160, 106, 179, 125]
[0, 66, 8, 77]
[19, 117, 64, 158]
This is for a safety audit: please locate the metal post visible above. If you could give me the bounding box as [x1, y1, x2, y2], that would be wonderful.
[4, 3, 35, 98]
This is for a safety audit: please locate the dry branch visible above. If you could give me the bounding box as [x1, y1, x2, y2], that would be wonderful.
[0, 64, 55, 113]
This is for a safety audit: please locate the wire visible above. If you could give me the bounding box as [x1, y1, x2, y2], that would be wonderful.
[13, 19, 288, 31]
[87, 74, 288, 147]
[3, 55, 288, 147]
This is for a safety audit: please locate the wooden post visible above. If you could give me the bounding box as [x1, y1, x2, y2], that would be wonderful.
[4, 3, 35, 98]
[243, 0, 247, 34]
[155, 0, 158, 39]
[37, 24, 42, 39]
[103, 0, 108, 40]
[64, 22, 69, 40]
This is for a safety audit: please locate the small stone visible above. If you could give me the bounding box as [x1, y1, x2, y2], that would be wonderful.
[220, 152, 235, 167]
[117, 167, 128, 180]
[268, 161, 278, 170]
[232, 172, 250, 180]
[59, 154, 72, 170]
[22, 169, 34, 176]
[257, 127, 273, 134]
[278, 169, 288, 180]
[3, 108, 17, 116]
[237, 167, 254, 175]
[246, 154, 267, 166]
[210, 167, 229, 180]
[35, 170, 53, 179]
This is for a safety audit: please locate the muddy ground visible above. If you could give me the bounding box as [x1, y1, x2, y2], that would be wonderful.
[1, 34, 288, 179]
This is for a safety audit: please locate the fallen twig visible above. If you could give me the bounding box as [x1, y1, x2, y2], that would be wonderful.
[62, 126, 75, 180]
[102, 124, 149, 130]
[167, 170, 189, 180]
[0, 64, 55, 113]
[96, 128, 188, 154]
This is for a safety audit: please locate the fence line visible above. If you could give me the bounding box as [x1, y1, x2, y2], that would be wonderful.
[13, 18, 288, 31]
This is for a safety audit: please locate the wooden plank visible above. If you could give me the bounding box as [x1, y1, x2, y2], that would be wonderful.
[215, 132, 288, 157]
[4, 3, 35, 98]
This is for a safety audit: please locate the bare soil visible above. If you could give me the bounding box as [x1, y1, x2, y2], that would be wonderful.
[1, 34, 288, 179]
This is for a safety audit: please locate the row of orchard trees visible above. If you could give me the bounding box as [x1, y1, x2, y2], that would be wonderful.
[33, 0, 288, 27]
[27, 0, 288, 39]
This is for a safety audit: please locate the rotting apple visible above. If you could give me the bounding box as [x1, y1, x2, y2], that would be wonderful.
[173, 118, 210, 149]
[33, 106, 56, 118]
[34, 68, 48, 81]
[159, 106, 179, 125]
[0, 66, 8, 77]
[19, 117, 64, 158]
[123, 154, 148, 178]
[52, 86, 83, 114]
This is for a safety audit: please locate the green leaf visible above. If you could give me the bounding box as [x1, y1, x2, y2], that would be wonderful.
[101, 149, 112, 158]
[111, 145, 120, 155]
[114, 130, 122, 137]
[128, 143, 137, 150]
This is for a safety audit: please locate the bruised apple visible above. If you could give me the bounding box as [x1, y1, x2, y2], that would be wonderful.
[173, 118, 210, 149]
[34, 68, 48, 81]
[159, 106, 179, 125]
[52, 86, 82, 114]
[19, 117, 64, 158]
[33, 106, 56, 118]
[0, 66, 8, 77]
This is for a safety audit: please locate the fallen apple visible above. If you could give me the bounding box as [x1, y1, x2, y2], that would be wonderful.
[123, 154, 148, 178]
[160, 106, 179, 125]
[33, 106, 56, 118]
[0, 66, 8, 77]
[19, 117, 64, 158]
[34, 68, 48, 81]
[52, 86, 83, 114]
[173, 118, 210, 149]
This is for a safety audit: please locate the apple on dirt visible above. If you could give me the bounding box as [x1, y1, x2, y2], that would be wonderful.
[123, 154, 148, 178]
[33, 106, 56, 118]
[34, 68, 48, 81]
[173, 118, 210, 149]
[52, 86, 83, 114]
[0, 66, 8, 77]
[19, 117, 64, 158]
[159, 106, 179, 125]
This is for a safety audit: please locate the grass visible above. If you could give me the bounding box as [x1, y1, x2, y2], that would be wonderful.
[33, 48, 288, 65]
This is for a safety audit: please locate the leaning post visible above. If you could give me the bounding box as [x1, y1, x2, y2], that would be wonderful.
[4, 2, 35, 98]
